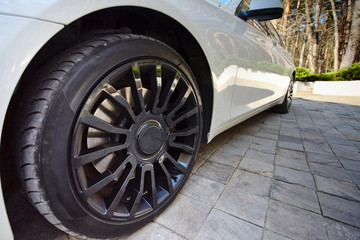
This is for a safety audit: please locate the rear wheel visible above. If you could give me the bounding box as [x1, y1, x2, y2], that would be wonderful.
[18, 34, 202, 238]
[272, 77, 294, 113]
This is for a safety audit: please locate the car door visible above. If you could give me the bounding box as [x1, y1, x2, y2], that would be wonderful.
[224, 0, 293, 119]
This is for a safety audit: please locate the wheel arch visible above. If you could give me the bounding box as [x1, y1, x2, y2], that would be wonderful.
[4, 6, 213, 147]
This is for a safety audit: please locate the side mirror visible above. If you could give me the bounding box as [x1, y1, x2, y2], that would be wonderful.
[238, 0, 283, 21]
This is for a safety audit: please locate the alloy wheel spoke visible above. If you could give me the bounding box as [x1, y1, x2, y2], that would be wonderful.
[148, 64, 162, 113]
[128, 164, 151, 217]
[101, 89, 137, 122]
[153, 72, 181, 114]
[158, 153, 174, 194]
[84, 156, 130, 197]
[165, 86, 192, 126]
[168, 126, 199, 154]
[167, 107, 198, 126]
[147, 165, 158, 209]
[168, 142, 195, 155]
[170, 126, 199, 138]
[105, 155, 137, 216]
[163, 152, 187, 174]
[74, 144, 128, 168]
[131, 65, 145, 116]
[80, 111, 131, 136]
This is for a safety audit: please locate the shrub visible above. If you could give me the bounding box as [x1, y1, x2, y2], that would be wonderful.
[296, 62, 360, 82]
[337, 62, 360, 80]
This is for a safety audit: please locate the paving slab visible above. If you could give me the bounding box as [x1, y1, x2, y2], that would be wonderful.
[324, 218, 360, 240]
[127, 222, 185, 240]
[335, 126, 360, 141]
[274, 165, 315, 189]
[348, 170, 360, 186]
[314, 175, 360, 202]
[280, 119, 298, 128]
[231, 132, 254, 143]
[259, 124, 280, 135]
[256, 131, 278, 141]
[264, 115, 281, 126]
[303, 139, 334, 155]
[318, 192, 360, 228]
[195, 209, 262, 240]
[215, 186, 268, 227]
[277, 140, 304, 152]
[262, 230, 292, 240]
[270, 180, 320, 213]
[239, 150, 274, 177]
[329, 143, 360, 160]
[155, 194, 211, 239]
[218, 138, 250, 156]
[180, 174, 225, 206]
[195, 161, 234, 184]
[276, 148, 306, 160]
[228, 169, 271, 197]
[279, 126, 302, 138]
[192, 157, 206, 174]
[265, 200, 327, 240]
[249, 137, 277, 154]
[275, 155, 310, 172]
[236, 125, 261, 136]
[306, 152, 342, 167]
[309, 162, 353, 182]
[339, 158, 360, 171]
[351, 140, 360, 150]
[208, 150, 242, 167]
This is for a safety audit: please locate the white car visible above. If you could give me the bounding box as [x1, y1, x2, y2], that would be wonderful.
[0, 0, 294, 238]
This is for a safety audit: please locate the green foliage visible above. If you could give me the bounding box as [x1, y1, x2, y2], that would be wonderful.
[337, 62, 360, 80]
[296, 62, 360, 82]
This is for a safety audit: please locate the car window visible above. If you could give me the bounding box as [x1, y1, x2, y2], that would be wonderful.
[257, 21, 285, 47]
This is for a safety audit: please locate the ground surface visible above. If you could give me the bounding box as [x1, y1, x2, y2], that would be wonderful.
[4, 92, 360, 240]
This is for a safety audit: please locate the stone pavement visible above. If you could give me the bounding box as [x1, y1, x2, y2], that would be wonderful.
[5, 92, 360, 240]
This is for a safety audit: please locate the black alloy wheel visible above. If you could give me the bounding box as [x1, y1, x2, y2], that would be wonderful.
[18, 34, 202, 238]
[72, 59, 201, 220]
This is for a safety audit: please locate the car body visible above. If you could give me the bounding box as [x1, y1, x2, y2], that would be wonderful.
[0, 0, 295, 238]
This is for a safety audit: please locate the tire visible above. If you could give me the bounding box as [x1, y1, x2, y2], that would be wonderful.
[272, 77, 294, 114]
[18, 34, 202, 238]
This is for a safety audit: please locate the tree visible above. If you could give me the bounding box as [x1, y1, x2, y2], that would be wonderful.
[312, 0, 322, 73]
[330, 0, 340, 71]
[304, 0, 314, 71]
[277, 0, 359, 72]
[340, 0, 360, 68]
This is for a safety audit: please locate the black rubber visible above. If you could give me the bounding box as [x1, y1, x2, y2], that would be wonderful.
[272, 77, 294, 114]
[17, 34, 202, 238]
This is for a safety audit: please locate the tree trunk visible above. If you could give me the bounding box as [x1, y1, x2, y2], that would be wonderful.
[340, 0, 360, 68]
[312, 0, 322, 73]
[282, 0, 291, 51]
[299, 37, 307, 68]
[291, 0, 302, 62]
[305, 0, 315, 72]
[340, 0, 353, 60]
[323, 42, 329, 73]
[330, 0, 340, 71]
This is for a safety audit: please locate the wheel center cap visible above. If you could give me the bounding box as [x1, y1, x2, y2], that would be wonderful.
[137, 121, 163, 155]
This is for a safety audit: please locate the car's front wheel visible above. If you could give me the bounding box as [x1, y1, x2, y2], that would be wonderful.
[18, 34, 202, 238]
